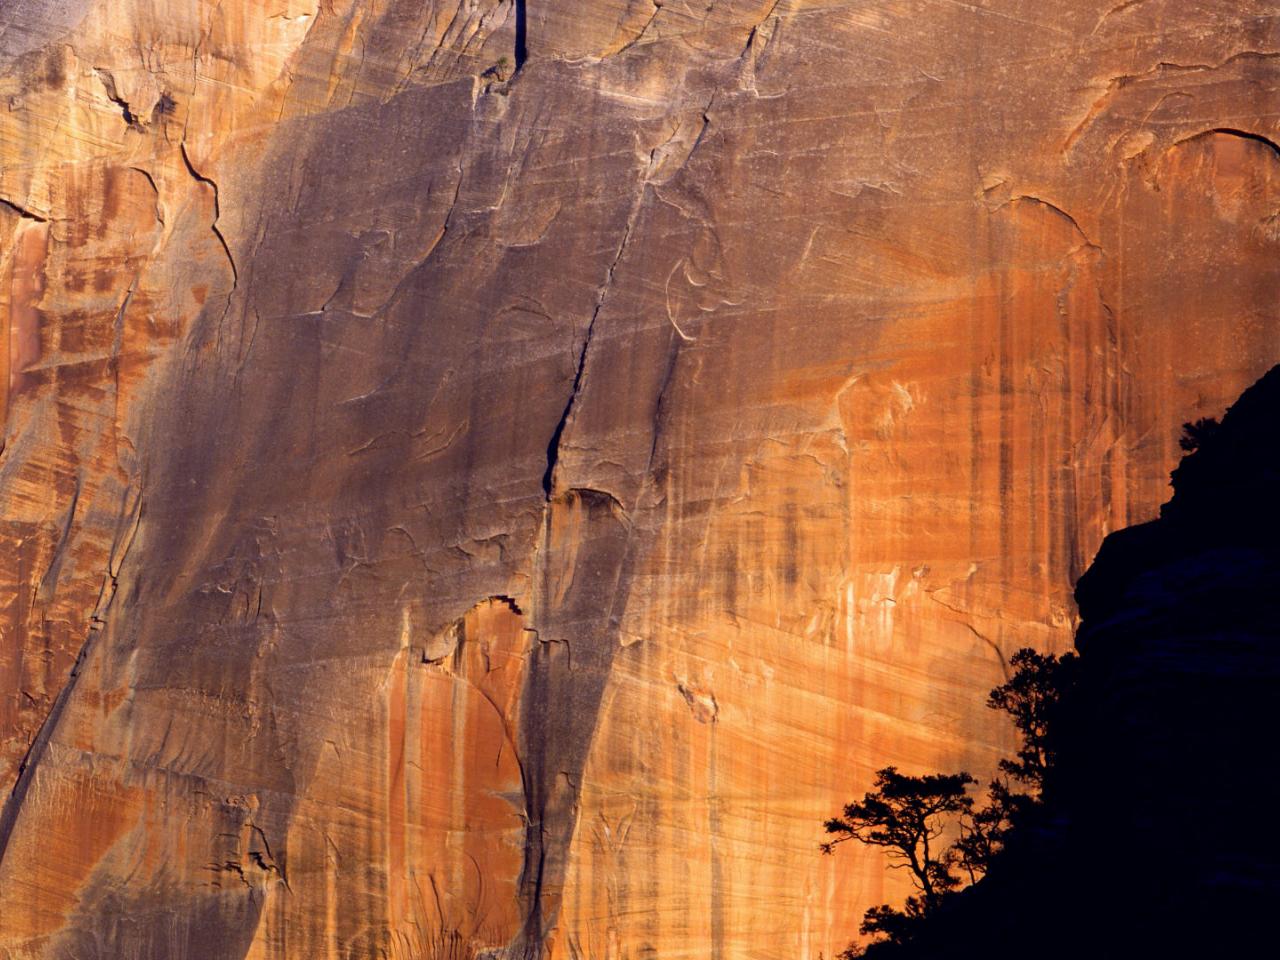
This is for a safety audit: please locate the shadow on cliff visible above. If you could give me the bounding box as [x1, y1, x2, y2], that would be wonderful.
[833, 363, 1280, 959]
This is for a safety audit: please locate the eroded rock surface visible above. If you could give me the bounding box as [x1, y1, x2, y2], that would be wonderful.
[0, 2, 1276, 957]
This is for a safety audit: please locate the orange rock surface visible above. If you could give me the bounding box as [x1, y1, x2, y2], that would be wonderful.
[0, 2, 1276, 957]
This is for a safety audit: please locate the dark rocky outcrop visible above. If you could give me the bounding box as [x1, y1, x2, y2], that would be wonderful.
[867, 364, 1280, 959]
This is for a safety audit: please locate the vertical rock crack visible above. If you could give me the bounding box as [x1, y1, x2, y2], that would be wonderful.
[541, 180, 648, 498]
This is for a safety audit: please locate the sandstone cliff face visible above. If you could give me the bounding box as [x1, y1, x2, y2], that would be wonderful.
[0, 3, 1276, 958]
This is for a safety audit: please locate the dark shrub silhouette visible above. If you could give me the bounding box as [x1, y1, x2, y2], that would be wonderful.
[985, 648, 1078, 792]
[1177, 416, 1220, 452]
[822, 767, 976, 901]
[823, 648, 1074, 956]
[822, 768, 976, 953]
[949, 776, 1023, 884]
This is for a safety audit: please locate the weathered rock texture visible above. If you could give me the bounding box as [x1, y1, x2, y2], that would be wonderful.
[0, 2, 1276, 957]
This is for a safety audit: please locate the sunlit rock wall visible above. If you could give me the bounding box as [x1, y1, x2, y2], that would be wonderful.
[0, 2, 1276, 957]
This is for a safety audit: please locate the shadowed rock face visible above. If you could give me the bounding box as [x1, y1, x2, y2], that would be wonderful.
[0, 3, 1276, 958]
[1065, 366, 1280, 957]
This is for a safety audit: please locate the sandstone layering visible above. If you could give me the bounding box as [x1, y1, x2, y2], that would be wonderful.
[0, 2, 1277, 958]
